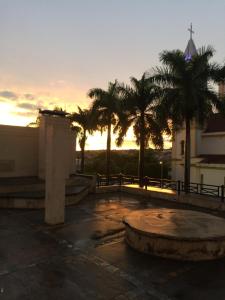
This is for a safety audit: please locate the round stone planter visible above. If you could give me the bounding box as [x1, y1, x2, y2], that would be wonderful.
[123, 208, 225, 261]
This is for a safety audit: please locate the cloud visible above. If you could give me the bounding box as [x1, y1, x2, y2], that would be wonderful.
[49, 102, 56, 106]
[49, 80, 67, 87]
[24, 93, 35, 100]
[0, 90, 18, 100]
[12, 111, 37, 117]
[17, 102, 38, 110]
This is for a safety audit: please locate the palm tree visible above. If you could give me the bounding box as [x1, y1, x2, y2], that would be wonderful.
[88, 80, 120, 178]
[154, 47, 223, 192]
[70, 106, 97, 173]
[116, 73, 166, 187]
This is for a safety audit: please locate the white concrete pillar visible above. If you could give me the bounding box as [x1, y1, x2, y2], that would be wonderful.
[38, 115, 47, 179]
[38, 114, 76, 179]
[44, 115, 71, 225]
[69, 130, 76, 175]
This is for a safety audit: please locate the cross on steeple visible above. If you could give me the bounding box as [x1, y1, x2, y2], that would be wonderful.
[188, 23, 194, 39]
[184, 23, 197, 61]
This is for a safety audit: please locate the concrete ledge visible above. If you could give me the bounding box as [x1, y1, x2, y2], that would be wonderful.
[121, 185, 177, 202]
[65, 188, 89, 206]
[96, 185, 225, 212]
[0, 174, 95, 193]
[125, 225, 225, 261]
[123, 185, 225, 211]
[0, 187, 89, 209]
[96, 185, 121, 193]
[178, 193, 225, 211]
[124, 209, 225, 261]
[0, 174, 95, 209]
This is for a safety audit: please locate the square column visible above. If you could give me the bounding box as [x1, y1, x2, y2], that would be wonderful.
[44, 115, 70, 225]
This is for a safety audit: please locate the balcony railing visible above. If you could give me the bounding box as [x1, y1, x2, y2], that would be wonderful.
[96, 173, 225, 203]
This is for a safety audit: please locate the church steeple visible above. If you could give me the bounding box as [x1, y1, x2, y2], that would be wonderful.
[184, 23, 197, 61]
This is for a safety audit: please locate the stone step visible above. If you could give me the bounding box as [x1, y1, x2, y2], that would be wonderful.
[0, 185, 87, 199]
[0, 175, 95, 193]
[0, 185, 89, 209]
[0, 174, 95, 208]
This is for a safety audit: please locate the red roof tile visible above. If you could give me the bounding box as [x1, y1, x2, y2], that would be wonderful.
[204, 113, 225, 133]
[199, 155, 225, 164]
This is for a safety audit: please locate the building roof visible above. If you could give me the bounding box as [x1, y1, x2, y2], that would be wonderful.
[199, 155, 225, 164]
[204, 113, 225, 133]
[184, 38, 197, 61]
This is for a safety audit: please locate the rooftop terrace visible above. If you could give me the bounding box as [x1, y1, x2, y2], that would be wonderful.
[1, 192, 225, 299]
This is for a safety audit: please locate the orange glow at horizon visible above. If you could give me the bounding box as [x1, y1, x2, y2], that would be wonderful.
[82, 129, 171, 151]
[0, 102, 35, 126]
[0, 105, 172, 150]
[0, 90, 171, 150]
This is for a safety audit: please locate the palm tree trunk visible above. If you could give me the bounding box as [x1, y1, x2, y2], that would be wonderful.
[138, 113, 145, 187]
[184, 118, 191, 193]
[80, 130, 86, 173]
[106, 120, 111, 179]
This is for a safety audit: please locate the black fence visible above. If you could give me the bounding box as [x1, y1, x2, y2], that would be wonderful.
[96, 173, 225, 203]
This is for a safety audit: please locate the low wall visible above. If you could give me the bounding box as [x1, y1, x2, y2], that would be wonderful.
[0, 116, 77, 178]
[0, 125, 38, 177]
[96, 185, 225, 212]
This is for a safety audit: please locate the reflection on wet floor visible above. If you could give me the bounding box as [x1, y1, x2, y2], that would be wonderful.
[1, 192, 225, 299]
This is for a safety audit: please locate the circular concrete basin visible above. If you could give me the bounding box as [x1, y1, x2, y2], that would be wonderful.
[123, 208, 225, 261]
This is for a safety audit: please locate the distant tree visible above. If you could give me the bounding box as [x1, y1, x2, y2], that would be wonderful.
[84, 149, 170, 178]
[88, 80, 120, 178]
[27, 106, 66, 127]
[53, 106, 64, 112]
[27, 116, 40, 127]
[116, 73, 167, 186]
[70, 106, 97, 173]
[212, 63, 225, 84]
[154, 47, 224, 192]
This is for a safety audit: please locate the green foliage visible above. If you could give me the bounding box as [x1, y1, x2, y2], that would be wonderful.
[154, 46, 225, 189]
[71, 106, 97, 134]
[88, 80, 121, 176]
[79, 51, 224, 182]
[115, 72, 168, 185]
[88, 80, 121, 132]
[27, 116, 40, 127]
[154, 47, 224, 127]
[70, 106, 98, 172]
[116, 73, 166, 148]
[83, 149, 170, 178]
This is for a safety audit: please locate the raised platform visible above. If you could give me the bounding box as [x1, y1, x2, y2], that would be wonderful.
[0, 175, 95, 208]
[123, 208, 225, 261]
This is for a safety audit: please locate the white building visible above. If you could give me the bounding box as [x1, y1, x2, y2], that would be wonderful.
[172, 27, 225, 186]
[172, 112, 225, 186]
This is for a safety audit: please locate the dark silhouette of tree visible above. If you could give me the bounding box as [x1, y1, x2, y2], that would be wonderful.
[154, 46, 224, 192]
[71, 106, 97, 173]
[116, 73, 166, 186]
[88, 80, 120, 178]
[27, 116, 40, 127]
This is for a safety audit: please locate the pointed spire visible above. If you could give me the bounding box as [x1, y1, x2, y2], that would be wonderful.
[184, 23, 197, 61]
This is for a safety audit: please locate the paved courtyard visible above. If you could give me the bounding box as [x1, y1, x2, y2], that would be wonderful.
[1, 192, 225, 299]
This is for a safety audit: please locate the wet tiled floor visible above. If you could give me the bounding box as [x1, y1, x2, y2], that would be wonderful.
[1, 192, 225, 299]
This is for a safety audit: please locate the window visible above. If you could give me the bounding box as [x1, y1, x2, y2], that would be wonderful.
[180, 140, 185, 155]
[201, 174, 204, 185]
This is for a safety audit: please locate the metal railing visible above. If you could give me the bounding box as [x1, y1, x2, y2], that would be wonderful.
[96, 173, 225, 203]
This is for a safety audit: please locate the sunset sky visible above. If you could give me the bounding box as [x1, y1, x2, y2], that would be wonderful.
[0, 0, 225, 149]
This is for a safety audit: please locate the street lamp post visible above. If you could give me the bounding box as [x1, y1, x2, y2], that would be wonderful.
[160, 161, 163, 188]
